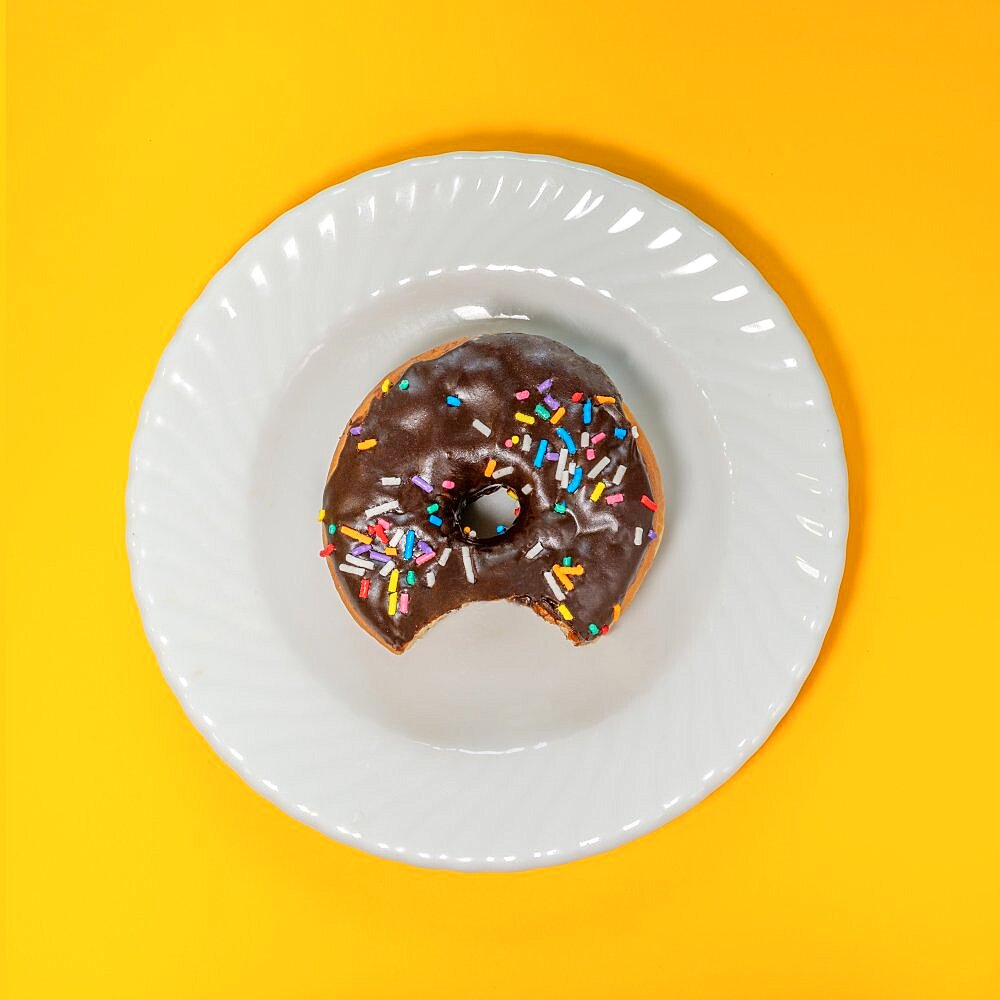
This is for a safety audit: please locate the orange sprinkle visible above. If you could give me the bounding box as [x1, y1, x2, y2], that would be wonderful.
[384, 546, 398, 555]
[612, 603, 621, 623]
[557, 603, 573, 621]
[549, 407, 566, 425]
[339, 526, 370, 543]
[590, 482, 606, 502]
[553, 563, 585, 591]
[595, 395, 616, 404]
[513, 411, 536, 424]
[484, 458, 497, 478]
[357, 438, 377, 451]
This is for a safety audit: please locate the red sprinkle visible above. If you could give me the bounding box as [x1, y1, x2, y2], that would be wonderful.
[373, 523, 389, 545]
[600, 625, 609, 635]
[359, 578, 371, 599]
[320, 544, 335, 557]
[366, 524, 377, 536]
[571, 391, 584, 403]
[641, 495, 658, 511]
[442, 479, 455, 490]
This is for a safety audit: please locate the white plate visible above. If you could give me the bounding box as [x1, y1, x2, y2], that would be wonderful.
[127, 152, 847, 870]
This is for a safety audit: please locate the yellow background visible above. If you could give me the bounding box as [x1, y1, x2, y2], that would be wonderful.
[5, 1, 1000, 996]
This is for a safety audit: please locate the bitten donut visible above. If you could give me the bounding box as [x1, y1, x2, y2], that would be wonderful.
[318, 333, 663, 653]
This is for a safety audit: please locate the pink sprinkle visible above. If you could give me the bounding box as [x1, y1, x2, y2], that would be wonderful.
[605, 493, 625, 505]
[400, 592, 410, 615]
[504, 438, 513, 448]
[586, 448, 596, 460]
[349, 426, 363, 435]
[411, 475, 433, 492]
[415, 552, 436, 566]
[442, 479, 455, 490]
[377, 518, 392, 530]
[515, 390, 530, 401]
[537, 378, 553, 392]
[592, 432, 606, 444]
[543, 394, 560, 410]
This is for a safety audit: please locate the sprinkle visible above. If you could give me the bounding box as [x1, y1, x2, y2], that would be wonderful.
[359, 578, 371, 599]
[612, 603, 621, 622]
[591, 432, 606, 445]
[588, 456, 611, 479]
[580, 432, 590, 448]
[364, 500, 400, 518]
[571, 391, 584, 403]
[556, 448, 569, 480]
[346, 554, 375, 570]
[377, 518, 392, 530]
[588, 623, 599, 635]
[521, 434, 532, 453]
[442, 479, 455, 490]
[380, 559, 395, 577]
[496, 525, 505, 534]
[438, 547, 452, 567]
[555, 427, 577, 454]
[462, 546, 475, 583]
[562, 557, 572, 566]
[400, 592, 410, 615]
[349, 426, 363, 436]
[415, 551, 436, 566]
[511, 435, 520, 444]
[557, 603, 573, 621]
[613, 428, 627, 440]
[384, 547, 398, 556]
[446, 395, 461, 407]
[521, 484, 533, 495]
[504, 438, 513, 448]
[537, 378, 553, 393]
[419, 540, 432, 554]
[595, 395, 616, 405]
[554, 563, 584, 591]
[349, 542, 371, 555]
[634, 526, 643, 545]
[544, 571, 565, 601]
[406, 570, 416, 586]
[492, 466, 514, 479]
[605, 493, 624, 505]
[590, 482, 606, 502]
[403, 530, 415, 560]
[641, 495, 658, 511]
[544, 394, 560, 410]
[339, 526, 370, 543]
[388, 569, 399, 593]
[534, 403, 551, 420]
[546, 451, 559, 461]
[369, 551, 392, 563]
[388, 528, 405, 547]
[484, 458, 497, 478]
[426, 503, 439, 514]
[612, 465, 627, 485]
[582, 399, 593, 425]
[533, 439, 548, 468]
[554, 501, 567, 513]
[559, 471, 569, 488]
[381, 477, 402, 487]
[428, 514, 443, 526]
[525, 541, 544, 560]
[425, 570, 436, 588]
[317, 509, 326, 521]
[320, 543, 335, 557]
[513, 411, 536, 424]
[411, 475, 433, 492]
[600, 625, 609, 635]
[339, 563, 366, 576]
[648, 529, 657, 540]
[328, 523, 337, 535]
[586, 448, 596, 461]
[381, 378, 391, 394]
[372, 523, 389, 545]
[357, 438, 377, 451]
[472, 419, 492, 437]
[515, 389, 530, 401]
[631, 425, 639, 439]
[388, 592, 398, 616]
[566, 468, 584, 493]
[399, 379, 409, 390]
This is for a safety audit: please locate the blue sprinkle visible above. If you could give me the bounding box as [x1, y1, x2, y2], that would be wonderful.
[496, 525, 506, 534]
[582, 398, 593, 425]
[446, 395, 461, 407]
[403, 529, 415, 559]
[534, 438, 548, 468]
[555, 427, 577, 454]
[566, 467, 584, 493]
[613, 427, 627, 440]
[428, 515, 443, 527]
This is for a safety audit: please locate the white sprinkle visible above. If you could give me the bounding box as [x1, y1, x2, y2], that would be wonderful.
[525, 541, 544, 560]
[556, 448, 568, 479]
[380, 477, 402, 486]
[388, 528, 405, 548]
[472, 419, 492, 437]
[588, 456, 611, 479]
[634, 526, 643, 545]
[521, 433, 532, 452]
[521, 484, 533, 495]
[581, 432, 590, 448]
[364, 500, 400, 518]
[612, 464, 627, 485]
[339, 563, 366, 577]
[631, 425, 639, 439]
[568, 460, 576, 475]
[345, 554, 375, 569]
[560, 470, 569, 488]
[438, 547, 452, 567]
[491, 466, 514, 479]
[425, 570, 436, 588]
[544, 571, 565, 601]
[462, 546, 476, 583]
[379, 559, 395, 577]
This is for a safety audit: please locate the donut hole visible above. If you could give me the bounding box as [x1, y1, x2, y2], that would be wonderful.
[456, 484, 522, 542]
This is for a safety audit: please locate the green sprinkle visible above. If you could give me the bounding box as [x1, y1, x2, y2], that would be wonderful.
[588, 623, 599, 636]
[399, 379, 409, 390]
[562, 556, 572, 566]
[534, 403, 551, 420]
[406, 570, 416, 586]
[426, 503, 440, 514]
[553, 501, 567, 514]
[328, 523, 337, 534]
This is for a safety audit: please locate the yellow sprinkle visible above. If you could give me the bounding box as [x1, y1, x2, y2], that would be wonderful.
[317, 509, 326, 521]
[514, 411, 536, 424]
[388, 569, 399, 594]
[557, 603, 573, 621]
[595, 395, 616, 404]
[484, 458, 497, 478]
[384, 547, 397, 556]
[381, 378, 391, 394]
[388, 592, 398, 616]
[339, 526, 370, 543]
[612, 603, 621, 623]
[549, 407, 566, 425]
[357, 438, 377, 451]
[511, 435, 520, 444]
[590, 482, 606, 502]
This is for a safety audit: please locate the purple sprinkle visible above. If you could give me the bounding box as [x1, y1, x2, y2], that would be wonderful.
[537, 378, 553, 393]
[543, 394, 560, 410]
[369, 551, 392, 563]
[350, 543, 371, 556]
[411, 475, 433, 492]
[418, 540, 433, 555]
[349, 426, 363, 435]
[545, 451, 559, 461]
[648, 529, 657, 540]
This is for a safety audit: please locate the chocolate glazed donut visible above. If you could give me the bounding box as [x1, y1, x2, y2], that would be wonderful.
[319, 333, 663, 653]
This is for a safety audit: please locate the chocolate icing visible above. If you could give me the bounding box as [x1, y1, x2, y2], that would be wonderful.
[321, 333, 660, 651]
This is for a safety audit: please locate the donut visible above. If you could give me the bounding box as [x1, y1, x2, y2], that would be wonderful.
[319, 333, 663, 653]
